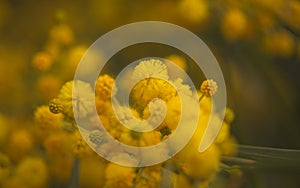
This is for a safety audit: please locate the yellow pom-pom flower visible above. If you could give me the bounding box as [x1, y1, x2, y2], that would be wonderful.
[58, 80, 94, 119]
[34, 105, 62, 141]
[95, 74, 116, 100]
[180, 144, 220, 180]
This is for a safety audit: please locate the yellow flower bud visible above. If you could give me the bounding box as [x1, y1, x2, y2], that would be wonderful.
[200, 79, 218, 97]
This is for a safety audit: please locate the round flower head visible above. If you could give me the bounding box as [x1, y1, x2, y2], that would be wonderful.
[49, 98, 63, 114]
[15, 157, 48, 188]
[221, 9, 247, 41]
[49, 23, 74, 46]
[200, 79, 218, 97]
[132, 59, 169, 81]
[58, 80, 94, 119]
[95, 74, 116, 100]
[178, 0, 208, 23]
[32, 51, 53, 71]
[36, 75, 62, 101]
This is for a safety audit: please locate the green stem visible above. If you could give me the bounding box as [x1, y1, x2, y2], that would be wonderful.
[69, 157, 80, 188]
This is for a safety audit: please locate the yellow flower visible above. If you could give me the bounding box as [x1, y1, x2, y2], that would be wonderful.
[218, 136, 238, 157]
[79, 156, 106, 188]
[66, 45, 88, 75]
[104, 163, 136, 188]
[221, 9, 247, 41]
[43, 132, 73, 159]
[200, 79, 218, 97]
[263, 30, 295, 57]
[49, 158, 73, 182]
[166, 54, 187, 71]
[8, 130, 33, 162]
[180, 144, 220, 180]
[34, 105, 63, 141]
[32, 52, 53, 72]
[171, 173, 191, 188]
[72, 130, 92, 158]
[223, 107, 235, 124]
[49, 23, 74, 46]
[130, 78, 176, 111]
[215, 122, 229, 144]
[163, 96, 181, 130]
[178, 0, 208, 23]
[58, 80, 94, 119]
[36, 75, 62, 101]
[15, 157, 48, 188]
[95, 74, 116, 100]
[132, 59, 169, 81]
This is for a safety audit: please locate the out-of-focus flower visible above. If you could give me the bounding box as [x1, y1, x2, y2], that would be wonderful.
[7, 130, 33, 162]
[223, 107, 235, 124]
[200, 79, 218, 97]
[79, 156, 106, 188]
[171, 173, 192, 188]
[219, 137, 238, 157]
[166, 55, 187, 71]
[14, 157, 48, 188]
[43, 132, 73, 159]
[32, 52, 53, 72]
[215, 122, 230, 143]
[49, 24, 74, 46]
[104, 163, 136, 188]
[263, 30, 295, 57]
[180, 144, 220, 179]
[221, 9, 247, 41]
[66, 45, 87, 75]
[36, 75, 62, 101]
[178, 0, 208, 23]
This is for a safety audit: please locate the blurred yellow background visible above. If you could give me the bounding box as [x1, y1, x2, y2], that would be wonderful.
[0, 0, 300, 187]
